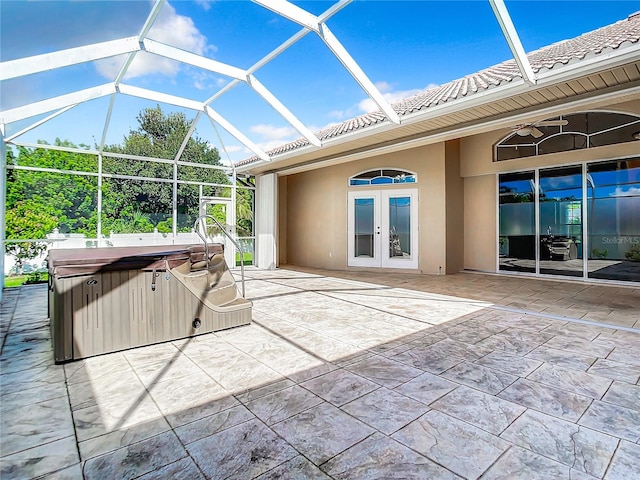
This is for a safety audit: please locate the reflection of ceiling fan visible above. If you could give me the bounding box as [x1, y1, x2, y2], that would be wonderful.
[513, 119, 568, 138]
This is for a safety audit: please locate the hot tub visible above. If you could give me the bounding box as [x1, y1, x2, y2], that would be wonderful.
[48, 244, 252, 363]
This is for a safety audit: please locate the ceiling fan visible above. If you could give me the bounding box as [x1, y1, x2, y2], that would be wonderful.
[512, 119, 568, 138]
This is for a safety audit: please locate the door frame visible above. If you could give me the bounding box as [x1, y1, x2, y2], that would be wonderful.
[347, 188, 419, 269]
[199, 196, 236, 268]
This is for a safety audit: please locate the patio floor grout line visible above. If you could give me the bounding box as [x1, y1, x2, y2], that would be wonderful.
[488, 304, 640, 334]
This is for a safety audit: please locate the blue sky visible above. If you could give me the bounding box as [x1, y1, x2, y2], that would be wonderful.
[1, 0, 638, 163]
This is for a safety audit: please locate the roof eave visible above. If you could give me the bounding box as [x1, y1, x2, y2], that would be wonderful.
[236, 41, 640, 175]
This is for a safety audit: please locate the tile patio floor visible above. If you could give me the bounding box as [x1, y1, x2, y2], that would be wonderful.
[1, 267, 639, 479]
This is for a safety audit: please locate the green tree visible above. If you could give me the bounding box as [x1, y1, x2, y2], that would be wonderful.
[236, 177, 254, 237]
[5, 140, 98, 268]
[5, 201, 58, 270]
[102, 106, 230, 232]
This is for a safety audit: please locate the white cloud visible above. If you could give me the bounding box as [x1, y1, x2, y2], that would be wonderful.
[222, 144, 244, 153]
[244, 124, 298, 153]
[357, 81, 438, 113]
[612, 186, 640, 197]
[195, 0, 213, 12]
[94, 2, 215, 80]
[250, 124, 298, 141]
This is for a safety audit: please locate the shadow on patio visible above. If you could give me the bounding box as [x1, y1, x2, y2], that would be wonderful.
[1, 269, 639, 479]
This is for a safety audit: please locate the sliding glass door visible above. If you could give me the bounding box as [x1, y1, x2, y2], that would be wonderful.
[499, 158, 639, 283]
[499, 172, 536, 273]
[539, 166, 583, 278]
[587, 159, 640, 282]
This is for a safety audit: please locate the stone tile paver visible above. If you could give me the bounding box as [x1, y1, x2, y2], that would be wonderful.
[482, 445, 591, 480]
[271, 402, 374, 465]
[2, 270, 639, 480]
[83, 431, 186, 480]
[498, 378, 593, 422]
[343, 355, 424, 388]
[393, 410, 510, 480]
[587, 358, 640, 384]
[501, 409, 618, 478]
[525, 345, 597, 371]
[341, 387, 429, 435]
[527, 363, 612, 398]
[442, 361, 518, 395]
[601, 381, 640, 412]
[299, 369, 379, 406]
[474, 350, 543, 376]
[322, 432, 461, 479]
[187, 419, 297, 479]
[578, 400, 640, 442]
[173, 405, 254, 445]
[255, 455, 331, 479]
[604, 441, 640, 479]
[245, 385, 323, 425]
[394, 371, 457, 405]
[431, 385, 526, 435]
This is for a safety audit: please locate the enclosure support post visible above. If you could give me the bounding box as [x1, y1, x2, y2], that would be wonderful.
[255, 173, 277, 270]
[0, 126, 6, 301]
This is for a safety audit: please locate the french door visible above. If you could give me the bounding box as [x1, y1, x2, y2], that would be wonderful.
[347, 189, 418, 269]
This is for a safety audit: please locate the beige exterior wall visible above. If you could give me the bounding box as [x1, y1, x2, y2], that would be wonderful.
[458, 100, 640, 273]
[463, 175, 497, 272]
[461, 100, 640, 178]
[445, 140, 464, 273]
[280, 101, 639, 275]
[281, 143, 450, 274]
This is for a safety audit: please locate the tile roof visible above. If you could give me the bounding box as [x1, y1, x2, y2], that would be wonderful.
[238, 12, 640, 166]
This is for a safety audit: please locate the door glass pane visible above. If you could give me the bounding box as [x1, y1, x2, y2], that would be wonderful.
[354, 198, 375, 258]
[539, 166, 583, 277]
[389, 196, 411, 258]
[499, 172, 535, 273]
[587, 158, 640, 282]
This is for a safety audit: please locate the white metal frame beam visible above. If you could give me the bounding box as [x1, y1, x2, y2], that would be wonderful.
[117, 84, 203, 111]
[205, 107, 270, 161]
[0, 84, 116, 124]
[489, 0, 537, 85]
[253, 0, 400, 124]
[1, 0, 400, 163]
[0, 37, 141, 81]
[142, 38, 321, 146]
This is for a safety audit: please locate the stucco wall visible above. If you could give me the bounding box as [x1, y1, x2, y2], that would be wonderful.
[463, 175, 497, 272]
[445, 140, 464, 274]
[282, 143, 448, 273]
[459, 100, 640, 273]
[461, 100, 640, 178]
[280, 101, 639, 275]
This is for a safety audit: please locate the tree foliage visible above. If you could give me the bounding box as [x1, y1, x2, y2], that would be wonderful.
[102, 106, 230, 232]
[4, 106, 254, 268]
[5, 140, 99, 267]
[6, 141, 99, 236]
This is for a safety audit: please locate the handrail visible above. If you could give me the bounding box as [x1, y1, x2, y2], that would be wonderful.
[193, 214, 246, 297]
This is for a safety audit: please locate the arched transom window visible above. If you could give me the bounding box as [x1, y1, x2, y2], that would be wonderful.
[349, 168, 417, 186]
[495, 111, 640, 161]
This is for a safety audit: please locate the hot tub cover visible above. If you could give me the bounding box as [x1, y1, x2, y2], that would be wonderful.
[48, 244, 223, 278]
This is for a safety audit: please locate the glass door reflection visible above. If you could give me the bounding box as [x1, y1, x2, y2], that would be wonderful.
[587, 159, 640, 282]
[354, 197, 376, 259]
[539, 166, 583, 277]
[499, 172, 536, 273]
[388, 196, 411, 258]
